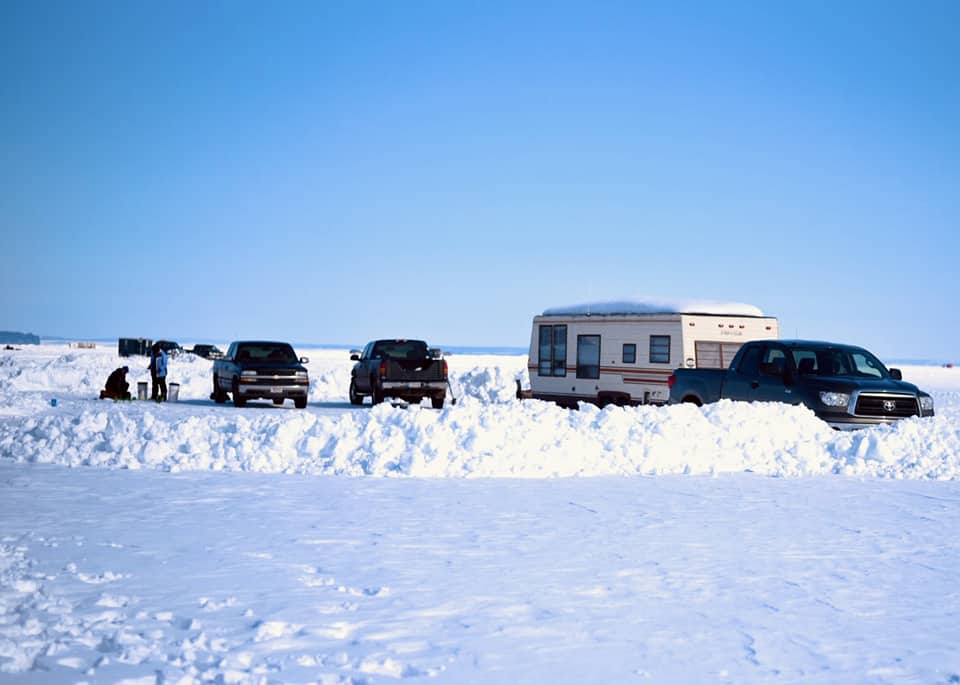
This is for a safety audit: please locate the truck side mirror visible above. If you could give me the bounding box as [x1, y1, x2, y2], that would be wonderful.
[300, 357, 309, 364]
[889, 368, 902, 380]
[429, 348, 442, 359]
[350, 354, 360, 361]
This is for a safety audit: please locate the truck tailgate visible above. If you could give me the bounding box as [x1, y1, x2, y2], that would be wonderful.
[384, 359, 446, 382]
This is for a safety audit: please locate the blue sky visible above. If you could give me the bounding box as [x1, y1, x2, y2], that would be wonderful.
[2, 1, 957, 360]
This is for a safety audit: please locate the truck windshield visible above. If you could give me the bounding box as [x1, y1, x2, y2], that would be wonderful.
[235, 344, 298, 363]
[790, 347, 888, 379]
[372, 340, 430, 360]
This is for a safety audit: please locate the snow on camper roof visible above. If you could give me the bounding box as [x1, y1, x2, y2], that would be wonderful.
[542, 297, 765, 317]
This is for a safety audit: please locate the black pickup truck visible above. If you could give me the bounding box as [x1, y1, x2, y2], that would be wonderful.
[668, 339, 935, 429]
[349, 339, 448, 408]
[211, 341, 310, 408]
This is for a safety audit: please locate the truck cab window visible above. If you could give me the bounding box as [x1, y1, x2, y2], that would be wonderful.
[760, 347, 787, 376]
[851, 352, 884, 378]
[738, 346, 763, 376]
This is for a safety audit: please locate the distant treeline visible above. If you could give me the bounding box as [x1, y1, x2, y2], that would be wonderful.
[0, 331, 40, 345]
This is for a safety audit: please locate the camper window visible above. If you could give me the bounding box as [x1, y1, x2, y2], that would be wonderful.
[576, 335, 601, 379]
[538, 325, 567, 377]
[650, 335, 671, 364]
[622, 343, 636, 364]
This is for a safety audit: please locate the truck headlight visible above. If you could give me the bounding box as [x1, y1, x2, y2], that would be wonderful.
[240, 370, 257, 379]
[819, 391, 850, 407]
[296, 371, 308, 380]
[919, 396, 934, 411]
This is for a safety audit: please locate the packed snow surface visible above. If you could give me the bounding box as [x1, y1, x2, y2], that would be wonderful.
[542, 296, 765, 317]
[1, 344, 959, 683]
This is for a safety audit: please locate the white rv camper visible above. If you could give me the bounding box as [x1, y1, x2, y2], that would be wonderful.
[527, 299, 779, 407]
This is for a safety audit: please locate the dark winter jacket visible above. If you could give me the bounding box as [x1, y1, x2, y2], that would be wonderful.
[105, 367, 128, 395]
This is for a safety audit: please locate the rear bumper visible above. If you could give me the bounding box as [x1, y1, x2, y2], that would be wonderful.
[381, 380, 446, 391]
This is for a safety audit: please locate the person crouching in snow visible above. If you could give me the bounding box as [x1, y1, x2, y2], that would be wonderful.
[100, 366, 132, 400]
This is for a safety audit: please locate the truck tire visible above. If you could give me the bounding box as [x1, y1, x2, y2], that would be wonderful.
[431, 395, 444, 409]
[273, 398, 284, 406]
[348, 379, 363, 406]
[371, 382, 384, 405]
[682, 395, 702, 407]
[213, 375, 227, 404]
[232, 378, 246, 408]
[294, 396, 307, 409]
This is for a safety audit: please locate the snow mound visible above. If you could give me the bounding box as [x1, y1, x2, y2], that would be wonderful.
[2, 398, 958, 479]
[543, 297, 764, 317]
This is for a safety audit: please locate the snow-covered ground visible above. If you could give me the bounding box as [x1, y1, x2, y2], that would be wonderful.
[1, 343, 959, 683]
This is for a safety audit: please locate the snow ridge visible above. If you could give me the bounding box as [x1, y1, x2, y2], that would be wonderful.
[2, 399, 958, 479]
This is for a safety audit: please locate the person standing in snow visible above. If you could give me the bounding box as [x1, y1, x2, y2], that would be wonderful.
[155, 343, 168, 402]
[149, 342, 168, 402]
[148, 344, 159, 400]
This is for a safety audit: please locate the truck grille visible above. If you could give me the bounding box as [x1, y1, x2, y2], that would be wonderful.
[255, 368, 297, 377]
[854, 394, 918, 418]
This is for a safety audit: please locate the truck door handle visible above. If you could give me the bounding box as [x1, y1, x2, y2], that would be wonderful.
[750, 381, 760, 389]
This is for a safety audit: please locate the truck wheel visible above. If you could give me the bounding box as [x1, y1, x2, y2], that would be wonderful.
[431, 395, 444, 409]
[232, 378, 246, 408]
[213, 375, 227, 404]
[371, 382, 384, 405]
[294, 397, 307, 409]
[348, 380, 363, 406]
[682, 396, 702, 407]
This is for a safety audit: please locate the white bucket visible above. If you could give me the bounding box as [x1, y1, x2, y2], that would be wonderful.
[137, 382, 148, 400]
[168, 382, 180, 402]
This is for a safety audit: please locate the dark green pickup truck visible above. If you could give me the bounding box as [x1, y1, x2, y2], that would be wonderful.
[668, 339, 935, 429]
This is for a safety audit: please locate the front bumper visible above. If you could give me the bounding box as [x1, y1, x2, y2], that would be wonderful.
[238, 381, 308, 399]
[825, 410, 935, 430]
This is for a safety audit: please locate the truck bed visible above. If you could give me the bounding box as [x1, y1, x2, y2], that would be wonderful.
[668, 368, 728, 406]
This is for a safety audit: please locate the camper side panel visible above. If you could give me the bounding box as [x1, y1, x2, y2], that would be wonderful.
[678, 315, 780, 370]
[527, 315, 683, 406]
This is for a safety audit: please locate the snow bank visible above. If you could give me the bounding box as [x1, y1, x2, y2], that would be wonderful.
[2, 398, 958, 479]
[543, 296, 765, 317]
[1, 345, 957, 480]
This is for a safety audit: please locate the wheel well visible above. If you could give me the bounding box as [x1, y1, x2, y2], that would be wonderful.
[597, 391, 631, 407]
[682, 395, 702, 407]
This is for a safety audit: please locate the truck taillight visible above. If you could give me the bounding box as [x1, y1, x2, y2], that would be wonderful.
[667, 374, 676, 389]
[379, 360, 387, 378]
[442, 360, 448, 378]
